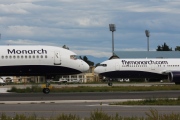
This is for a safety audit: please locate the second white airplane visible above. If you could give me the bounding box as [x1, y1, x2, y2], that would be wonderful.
[94, 58, 180, 85]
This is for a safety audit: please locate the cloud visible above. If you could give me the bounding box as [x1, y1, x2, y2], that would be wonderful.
[0, 3, 30, 14]
[6, 26, 34, 36]
[5, 39, 54, 45]
[0, 0, 180, 58]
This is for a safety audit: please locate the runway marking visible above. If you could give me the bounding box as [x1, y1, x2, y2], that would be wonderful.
[0, 88, 9, 93]
[1, 109, 180, 112]
[0, 98, 179, 104]
[0, 99, 145, 104]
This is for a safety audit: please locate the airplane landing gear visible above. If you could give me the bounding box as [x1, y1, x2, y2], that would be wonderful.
[108, 82, 113, 86]
[43, 88, 50, 94]
[175, 82, 180, 85]
[43, 77, 52, 94]
[108, 78, 113, 86]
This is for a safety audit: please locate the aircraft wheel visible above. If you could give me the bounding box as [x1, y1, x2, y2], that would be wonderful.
[108, 82, 113, 86]
[175, 82, 180, 85]
[43, 88, 50, 94]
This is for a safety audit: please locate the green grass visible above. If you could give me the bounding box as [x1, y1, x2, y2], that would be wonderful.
[7, 85, 180, 93]
[110, 97, 180, 105]
[1, 109, 180, 120]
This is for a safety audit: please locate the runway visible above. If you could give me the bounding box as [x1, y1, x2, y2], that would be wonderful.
[0, 91, 180, 101]
[1, 102, 180, 118]
[0, 84, 180, 118]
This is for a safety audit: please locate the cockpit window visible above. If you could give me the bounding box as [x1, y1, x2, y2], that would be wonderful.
[97, 64, 107, 67]
[70, 55, 78, 60]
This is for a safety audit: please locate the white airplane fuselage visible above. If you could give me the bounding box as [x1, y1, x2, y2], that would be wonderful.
[94, 58, 180, 84]
[0, 45, 89, 76]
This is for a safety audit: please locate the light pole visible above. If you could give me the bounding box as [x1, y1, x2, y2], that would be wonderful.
[145, 30, 150, 51]
[109, 24, 116, 56]
[145, 30, 150, 82]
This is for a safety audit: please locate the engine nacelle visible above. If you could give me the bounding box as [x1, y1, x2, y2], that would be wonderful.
[168, 72, 180, 84]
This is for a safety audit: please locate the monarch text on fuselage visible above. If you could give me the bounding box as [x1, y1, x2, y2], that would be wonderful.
[7, 49, 47, 54]
[122, 60, 168, 65]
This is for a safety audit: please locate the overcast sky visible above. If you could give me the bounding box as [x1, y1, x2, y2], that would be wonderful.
[0, 0, 180, 58]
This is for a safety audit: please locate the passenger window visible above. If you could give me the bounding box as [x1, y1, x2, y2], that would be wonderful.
[33, 55, 35, 58]
[5, 56, 8, 59]
[37, 55, 39, 58]
[29, 55, 31, 59]
[13, 56, 16, 59]
[1, 56, 4, 59]
[17, 56, 20, 59]
[41, 55, 43, 58]
[45, 55, 47, 58]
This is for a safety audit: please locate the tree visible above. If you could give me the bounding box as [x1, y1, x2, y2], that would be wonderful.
[95, 63, 100, 67]
[80, 56, 94, 66]
[156, 42, 172, 51]
[175, 46, 180, 51]
[83, 56, 88, 62]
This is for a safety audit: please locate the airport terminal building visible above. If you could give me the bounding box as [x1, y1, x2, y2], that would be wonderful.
[113, 51, 180, 58]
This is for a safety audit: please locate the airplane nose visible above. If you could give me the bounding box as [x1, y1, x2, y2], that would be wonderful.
[83, 62, 89, 72]
[94, 67, 100, 74]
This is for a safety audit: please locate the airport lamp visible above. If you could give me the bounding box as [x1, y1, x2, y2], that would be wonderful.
[109, 24, 116, 56]
[145, 30, 150, 51]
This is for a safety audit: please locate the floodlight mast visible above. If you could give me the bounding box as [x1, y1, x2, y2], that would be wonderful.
[145, 30, 150, 51]
[109, 24, 116, 56]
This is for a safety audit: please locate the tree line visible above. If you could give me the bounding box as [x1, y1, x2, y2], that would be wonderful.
[157, 42, 180, 51]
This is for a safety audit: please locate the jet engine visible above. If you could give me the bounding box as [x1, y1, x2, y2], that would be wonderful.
[169, 72, 180, 84]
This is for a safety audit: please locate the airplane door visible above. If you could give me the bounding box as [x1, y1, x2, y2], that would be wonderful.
[54, 51, 61, 65]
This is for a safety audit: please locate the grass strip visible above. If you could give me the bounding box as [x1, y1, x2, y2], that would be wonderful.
[1, 109, 180, 120]
[7, 85, 180, 93]
[110, 97, 180, 105]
